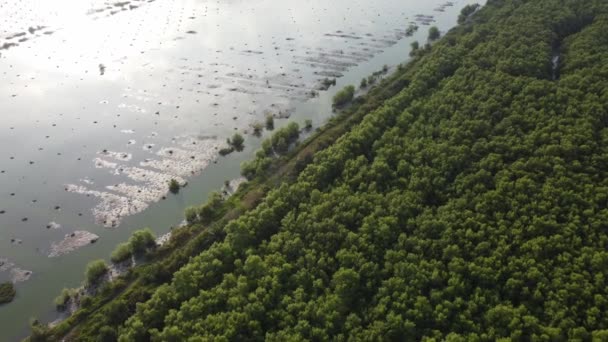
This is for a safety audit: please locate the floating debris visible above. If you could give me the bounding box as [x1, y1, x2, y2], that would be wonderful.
[46, 221, 62, 230]
[48, 231, 100, 258]
[0, 258, 15, 272]
[10, 268, 33, 283]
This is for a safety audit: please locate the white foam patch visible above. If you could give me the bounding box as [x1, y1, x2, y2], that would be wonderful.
[118, 103, 146, 113]
[99, 150, 133, 162]
[0, 258, 15, 272]
[66, 184, 148, 227]
[81, 177, 95, 185]
[144, 138, 221, 177]
[49, 231, 100, 257]
[226, 176, 247, 195]
[11, 268, 33, 283]
[142, 143, 155, 151]
[47, 221, 62, 230]
[94, 157, 117, 169]
[1, 258, 32, 283]
[106, 182, 166, 204]
[70, 136, 221, 227]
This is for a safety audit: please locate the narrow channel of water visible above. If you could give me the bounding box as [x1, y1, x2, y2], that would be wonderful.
[0, 0, 481, 339]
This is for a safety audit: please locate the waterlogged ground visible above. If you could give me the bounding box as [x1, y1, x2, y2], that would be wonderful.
[0, 0, 479, 339]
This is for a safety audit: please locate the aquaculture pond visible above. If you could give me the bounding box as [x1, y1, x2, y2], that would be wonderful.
[0, 0, 480, 339]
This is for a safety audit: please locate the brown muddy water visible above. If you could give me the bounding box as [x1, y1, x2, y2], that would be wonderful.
[0, 0, 481, 339]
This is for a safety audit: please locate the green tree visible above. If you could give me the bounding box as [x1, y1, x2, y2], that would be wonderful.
[333, 85, 355, 107]
[360, 78, 368, 88]
[266, 115, 275, 130]
[168, 179, 180, 194]
[128, 228, 156, 256]
[85, 260, 108, 286]
[428, 26, 440, 41]
[110, 242, 132, 264]
[184, 206, 198, 224]
[229, 133, 245, 152]
[0, 282, 16, 304]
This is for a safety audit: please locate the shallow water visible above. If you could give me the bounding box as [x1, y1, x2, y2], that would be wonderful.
[0, 0, 480, 339]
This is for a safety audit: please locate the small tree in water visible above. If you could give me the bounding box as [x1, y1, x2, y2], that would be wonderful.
[0, 282, 16, 304]
[252, 122, 264, 136]
[360, 77, 368, 88]
[305, 119, 313, 131]
[229, 133, 245, 151]
[169, 179, 180, 194]
[428, 26, 440, 41]
[265, 115, 275, 130]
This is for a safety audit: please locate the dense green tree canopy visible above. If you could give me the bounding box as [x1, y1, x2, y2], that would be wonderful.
[54, 0, 608, 340]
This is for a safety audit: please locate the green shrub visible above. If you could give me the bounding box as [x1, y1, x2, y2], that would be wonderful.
[360, 78, 368, 88]
[199, 192, 224, 224]
[428, 26, 440, 41]
[219, 147, 234, 156]
[168, 179, 180, 194]
[54, 288, 74, 311]
[0, 282, 15, 304]
[228, 133, 245, 151]
[128, 228, 156, 256]
[252, 122, 264, 136]
[270, 122, 300, 154]
[458, 3, 480, 24]
[79, 295, 93, 308]
[241, 157, 272, 180]
[240, 122, 301, 179]
[110, 242, 132, 264]
[332, 85, 355, 107]
[265, 115, 275, 130]
[84, 260, 108, 286]
[99, 326, 118, 342]
[320, 78, 336, 90]
[29, 319, 50, 342]
[185, 206, 198, 224]
[405, 23, 418, 36]
[304, 119, 313, 131]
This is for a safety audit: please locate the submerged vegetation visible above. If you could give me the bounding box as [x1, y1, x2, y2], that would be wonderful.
[252, 121, 264, 136]
[241, 121, 301, 180]
[320, 77, 337, 90]
[428, 25, 440, 41]
[228, 133, 245, 151]
[405, 23, 419, 36]
[265, 114, 275, 130]
[220, 132, 246, 156]
[168, 179, 180, 194]
[39, 0, 608, 340]
[0, 282, 15, 304]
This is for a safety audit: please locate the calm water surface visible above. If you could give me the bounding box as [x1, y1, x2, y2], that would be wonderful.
[0, 0, 480, 339]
